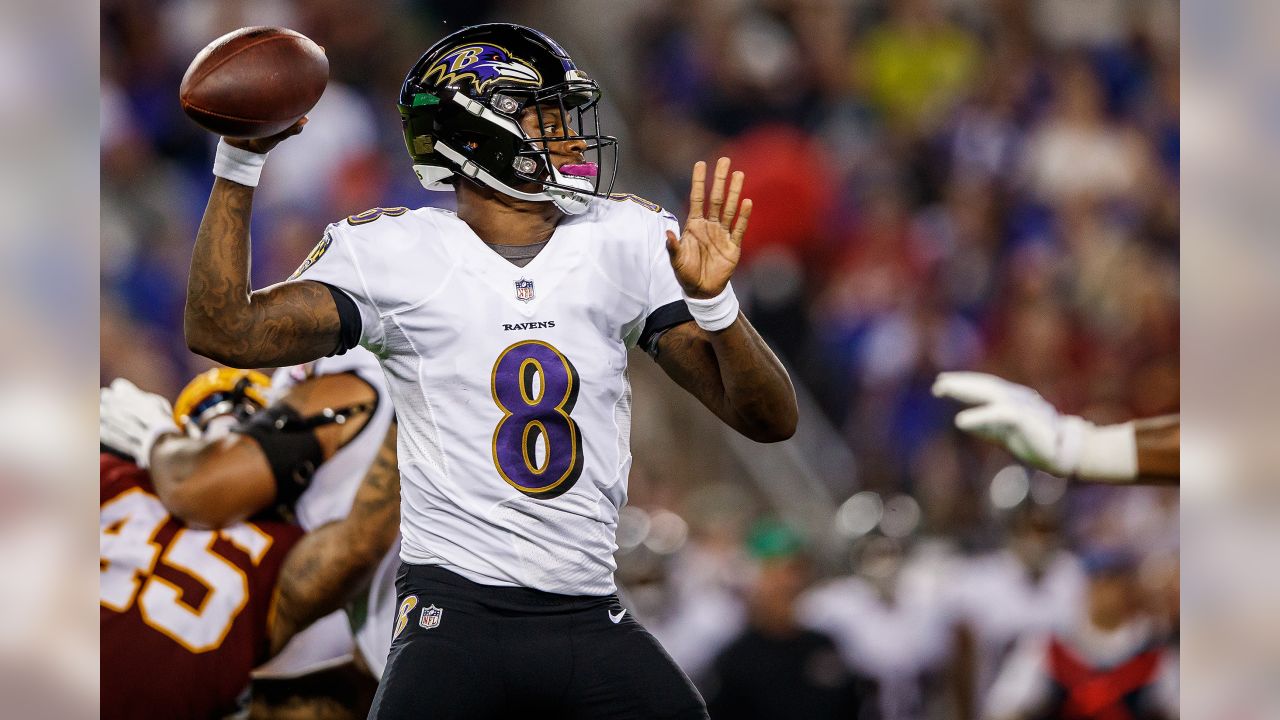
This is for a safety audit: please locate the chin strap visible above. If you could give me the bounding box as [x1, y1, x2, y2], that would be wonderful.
[544, 165, 593, 215]
[416, 155, 592, 216]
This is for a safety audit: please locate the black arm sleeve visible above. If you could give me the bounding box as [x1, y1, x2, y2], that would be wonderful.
[232, 406, 325, 509]
[639, 300, 694, 359]
[321, 282, 363, 356]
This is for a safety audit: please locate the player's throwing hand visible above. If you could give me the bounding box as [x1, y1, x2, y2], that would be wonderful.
[224, 117, 308, 155]
[666, 157, 753, 300]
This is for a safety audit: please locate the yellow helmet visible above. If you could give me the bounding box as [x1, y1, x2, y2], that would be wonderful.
[173, 368, 272, 433]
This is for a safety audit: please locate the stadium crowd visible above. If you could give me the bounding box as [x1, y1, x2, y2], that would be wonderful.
[102, 0, 1179, 717]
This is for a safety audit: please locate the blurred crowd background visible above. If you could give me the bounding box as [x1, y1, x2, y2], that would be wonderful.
[102, 0, 1179, 718]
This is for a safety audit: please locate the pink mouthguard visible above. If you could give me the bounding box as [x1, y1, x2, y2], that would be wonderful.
[559, 163, 598, 177]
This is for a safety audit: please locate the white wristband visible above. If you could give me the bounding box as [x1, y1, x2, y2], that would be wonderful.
[1063, 418, 1138, 482]
[684, 283, 740, 332]
[213, 138, 268, 187]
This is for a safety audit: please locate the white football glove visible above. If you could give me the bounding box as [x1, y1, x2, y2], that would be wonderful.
[100, 378, 180, 468]
[932, 371, 1136, 482]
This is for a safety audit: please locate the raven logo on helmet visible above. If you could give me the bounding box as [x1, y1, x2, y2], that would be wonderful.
[422, 44, 542, 95]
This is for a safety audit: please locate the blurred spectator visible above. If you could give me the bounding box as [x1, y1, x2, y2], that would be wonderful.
[1030, 0, 1131, 50]
[948, 502, 1086, 720]
[702, 521, 874, 719]
[642, 485, 755, 683]
[719, 124, 839, 272]
[1019, 55, 1155, 205]
[800, 533, 952, 720]
[256, 82, 382, 214]
[853, 0, 981, 135]
[983, 549, 1178, 720]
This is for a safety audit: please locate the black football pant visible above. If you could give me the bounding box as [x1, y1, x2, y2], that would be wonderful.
[368, 563, 708, 720]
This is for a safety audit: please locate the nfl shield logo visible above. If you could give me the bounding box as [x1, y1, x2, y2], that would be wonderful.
[419, 604, 443, 630]
[514, 278, 535, 303]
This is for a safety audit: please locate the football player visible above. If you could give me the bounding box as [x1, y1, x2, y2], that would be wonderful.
[101, 343, 399, 655]
[983, 550, 1179, 720]
[100, 368, 399, 719]
[183, 22, 797, 719]
[932, 372, 1179, 484]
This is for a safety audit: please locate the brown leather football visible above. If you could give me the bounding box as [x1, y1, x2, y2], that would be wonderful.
[179, 26, 328, 139]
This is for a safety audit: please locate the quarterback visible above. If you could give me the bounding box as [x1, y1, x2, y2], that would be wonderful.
[184, 23, 797, 719]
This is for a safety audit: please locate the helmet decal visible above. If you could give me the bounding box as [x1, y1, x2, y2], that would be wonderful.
[421, 43, 542, 95]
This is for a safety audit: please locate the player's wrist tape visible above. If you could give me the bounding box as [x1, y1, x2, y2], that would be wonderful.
[213, 139, 268, 187]
[684, 283, 740, 332]
[1060, 417, 1137, 482]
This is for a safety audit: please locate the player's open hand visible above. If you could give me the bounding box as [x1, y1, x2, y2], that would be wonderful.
[225, 117, 308, 155]
[667, 157, 752, 299]
[932, 371, 1077, 476]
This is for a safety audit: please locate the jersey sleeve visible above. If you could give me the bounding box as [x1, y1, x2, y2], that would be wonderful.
[287, 223, 387, 354]
[637, 210, 693, 355]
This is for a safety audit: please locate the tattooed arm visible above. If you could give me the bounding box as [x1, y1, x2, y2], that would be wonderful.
[185, 123, 343, 368]
[269, 421, 400, 655]
[1135, 415, 1179, 483]
[150, 372, 377, 529]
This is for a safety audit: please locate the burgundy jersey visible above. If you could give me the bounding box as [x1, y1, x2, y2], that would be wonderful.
[100, 452, 304, 719]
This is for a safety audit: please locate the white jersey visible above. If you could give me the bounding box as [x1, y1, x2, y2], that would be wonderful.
[354, 536, 401, 679]
[945, 549, 1086, 712]
[252, 347, 397, 679]
[294, 196, 687, 595]
[264, 349, 395, 531]
[799, 571, 951, 720]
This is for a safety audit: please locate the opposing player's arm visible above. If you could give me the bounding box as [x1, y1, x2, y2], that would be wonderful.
[1134, 414, 1179, 482]
[150, 371, 377, 529]
[932, 372, 1179, 484]
[268, 421, 400, 656]
[655, 158, 798, 443]
[185, 124, 344, 368]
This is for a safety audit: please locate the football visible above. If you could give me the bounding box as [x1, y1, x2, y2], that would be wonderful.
[179, 26, 328, 139]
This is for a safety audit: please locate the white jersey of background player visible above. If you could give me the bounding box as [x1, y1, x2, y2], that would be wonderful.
[296, 196, 685, 595]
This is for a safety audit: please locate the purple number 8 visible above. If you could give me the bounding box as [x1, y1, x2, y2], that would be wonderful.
[490, 340, 584, 498]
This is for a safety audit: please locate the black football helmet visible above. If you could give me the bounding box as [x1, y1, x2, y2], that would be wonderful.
[399, 23, 617, 215]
